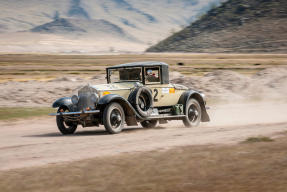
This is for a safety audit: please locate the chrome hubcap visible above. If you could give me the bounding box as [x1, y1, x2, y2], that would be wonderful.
[188, 105, 199, 122]
[110, 109, 122, 128]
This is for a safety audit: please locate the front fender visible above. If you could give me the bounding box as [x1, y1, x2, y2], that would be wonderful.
[98, 94, 143, 120]
[52, 97, 73, 111]
[98, 94, 123, 105]
[178, 90, 210, 122]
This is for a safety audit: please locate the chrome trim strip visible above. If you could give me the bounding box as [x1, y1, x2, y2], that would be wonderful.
[146, 114, 186, 120]
[49, 110, 100, 116]
[98, 88, 131, 91]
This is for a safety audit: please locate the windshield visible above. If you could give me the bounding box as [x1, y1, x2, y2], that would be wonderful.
[109, 67, 142, 83]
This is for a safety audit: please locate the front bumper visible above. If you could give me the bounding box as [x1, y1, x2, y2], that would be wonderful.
[49, 110, 100, 116]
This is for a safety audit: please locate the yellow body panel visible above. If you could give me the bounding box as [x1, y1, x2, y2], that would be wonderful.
[93, 82, 187, 107]
[145, 84, 186, 107]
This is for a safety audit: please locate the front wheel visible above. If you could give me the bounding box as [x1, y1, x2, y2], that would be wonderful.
[140, 120, 158, 128]
[183, 99, 202, 127]
[56, 107, 78, 135]
[103, 102, 125, 134]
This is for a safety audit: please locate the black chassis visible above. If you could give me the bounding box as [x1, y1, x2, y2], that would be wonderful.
[51, 90, 210, 128]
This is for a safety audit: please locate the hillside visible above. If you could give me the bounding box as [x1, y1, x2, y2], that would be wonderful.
[0, 0, 224, 53]
[30, 18, 135, 40]
[147, 0, 287, 53]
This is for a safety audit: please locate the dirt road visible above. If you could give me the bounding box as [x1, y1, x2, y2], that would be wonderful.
[0, 102, 286, 171]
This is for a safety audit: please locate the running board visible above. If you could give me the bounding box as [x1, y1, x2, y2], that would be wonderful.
[146, 114, 186, 120]
[49, 110, 100, 116]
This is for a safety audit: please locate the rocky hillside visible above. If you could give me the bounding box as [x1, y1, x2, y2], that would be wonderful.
[147, 0, 287, 53]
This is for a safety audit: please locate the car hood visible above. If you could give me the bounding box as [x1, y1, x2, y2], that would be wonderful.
[91, 82, 142, 91]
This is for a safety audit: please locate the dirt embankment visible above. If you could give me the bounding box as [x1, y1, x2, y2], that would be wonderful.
[0, 76, 105, 107]
[171, 67, 287, 102]
[0, 67, 286, 107]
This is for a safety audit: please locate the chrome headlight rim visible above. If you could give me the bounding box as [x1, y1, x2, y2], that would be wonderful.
[90, 93, 99, 104]
[71, 95, 79, 105]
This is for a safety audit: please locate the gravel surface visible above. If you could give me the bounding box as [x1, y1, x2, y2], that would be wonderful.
[0, 102, 286, 171]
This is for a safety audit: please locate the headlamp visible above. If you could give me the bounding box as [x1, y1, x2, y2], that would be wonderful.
[91, 93, 99, 103]
[71, 95, 79, 105]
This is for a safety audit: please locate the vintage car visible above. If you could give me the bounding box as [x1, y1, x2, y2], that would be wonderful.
[50, 61, 210, 134]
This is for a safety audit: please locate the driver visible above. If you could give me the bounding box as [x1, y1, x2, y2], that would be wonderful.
[146, 69, 158, 82]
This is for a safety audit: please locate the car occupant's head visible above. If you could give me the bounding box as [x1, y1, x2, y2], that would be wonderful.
[147, 69, 153, 76]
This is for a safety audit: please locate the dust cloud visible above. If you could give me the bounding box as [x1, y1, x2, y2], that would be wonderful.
[170, 67, 287, 126]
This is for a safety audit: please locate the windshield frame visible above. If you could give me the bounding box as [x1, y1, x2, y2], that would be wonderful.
[107, 67, 143, 84]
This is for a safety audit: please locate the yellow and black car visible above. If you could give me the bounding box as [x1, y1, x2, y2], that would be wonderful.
[50, 61, 209, 134]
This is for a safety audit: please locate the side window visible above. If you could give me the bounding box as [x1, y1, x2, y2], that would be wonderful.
[145, 67, 160, 84]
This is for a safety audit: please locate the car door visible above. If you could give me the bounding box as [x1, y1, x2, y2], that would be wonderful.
[144, 66, 178, 107]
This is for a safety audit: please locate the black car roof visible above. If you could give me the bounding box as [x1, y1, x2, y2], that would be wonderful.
[107, 61, 168, 69]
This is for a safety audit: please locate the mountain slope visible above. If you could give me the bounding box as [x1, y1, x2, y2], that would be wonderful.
[31, 18, 86, 33]
[147, 0, 287, 53]
[30, 18, 135, 40]
[0, 0, 226, 53]
[1, 0, 232, 53]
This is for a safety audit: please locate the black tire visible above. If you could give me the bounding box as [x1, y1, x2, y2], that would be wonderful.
[183, 99, 202, 127]
[103, 102, 125, 134]
[56, 107, 78, 135]
[128, 87, 153, 117]
[140, 120, 158, 128]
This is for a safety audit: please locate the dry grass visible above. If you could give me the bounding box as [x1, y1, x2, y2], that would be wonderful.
[1, 53, 287, 82]
[0, 107, 53, 121]
[1, 134, 287, 192]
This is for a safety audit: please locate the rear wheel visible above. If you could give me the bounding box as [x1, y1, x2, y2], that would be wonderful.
[56, 107, 78, 135]
[103, 102, 125, 134]
[183, 99, 202, 127]
[140, 120, 158, 128]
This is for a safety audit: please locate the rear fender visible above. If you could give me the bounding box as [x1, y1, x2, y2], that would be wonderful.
[178, 91, 210, 122]
[98, 94, 143, 125]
